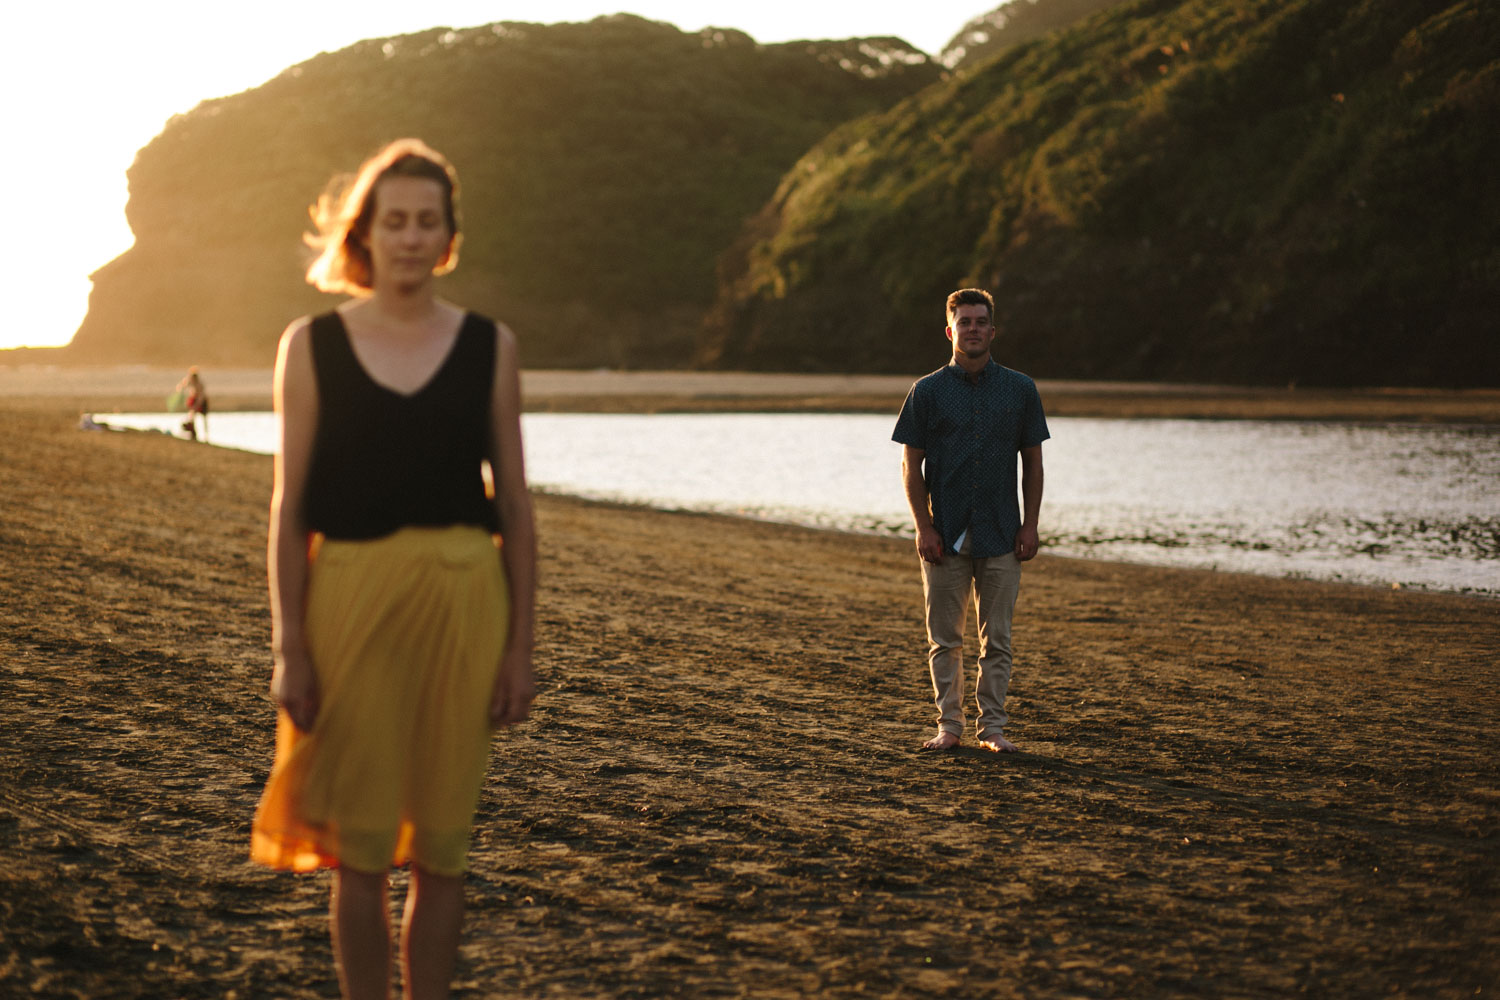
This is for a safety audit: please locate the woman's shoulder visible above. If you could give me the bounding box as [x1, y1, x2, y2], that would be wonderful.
[280, 315, 313, 342]
[280, 311, 345, 343]
[275, 313, 347, 377]
[457, 308, 506, 332]
[457, 311, 517, 354]
[275, 317, 315, 369]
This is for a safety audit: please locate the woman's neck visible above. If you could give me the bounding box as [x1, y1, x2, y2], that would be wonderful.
[366, 282, 441, 324]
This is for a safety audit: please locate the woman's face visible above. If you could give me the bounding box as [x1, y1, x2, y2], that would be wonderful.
[363, 176, 453, 290]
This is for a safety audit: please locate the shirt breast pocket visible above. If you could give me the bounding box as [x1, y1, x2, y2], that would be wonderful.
[930, 411, 960, 437]
[986, 401, 1024, 444]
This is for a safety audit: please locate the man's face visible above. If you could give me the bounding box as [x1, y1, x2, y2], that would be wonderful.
[946, 304, 995, 360]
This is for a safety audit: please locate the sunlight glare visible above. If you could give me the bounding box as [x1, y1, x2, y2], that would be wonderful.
[0, 1, 980, 353]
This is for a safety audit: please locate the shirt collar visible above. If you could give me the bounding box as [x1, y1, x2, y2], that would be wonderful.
[945, 358, 1000, 382]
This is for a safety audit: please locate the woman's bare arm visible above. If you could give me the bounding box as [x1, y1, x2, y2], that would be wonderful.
[486, 322, 537, 727]
[267, 319, 320, 731]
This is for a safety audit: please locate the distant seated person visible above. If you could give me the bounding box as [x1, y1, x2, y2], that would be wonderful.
[176, 367, 209, 441]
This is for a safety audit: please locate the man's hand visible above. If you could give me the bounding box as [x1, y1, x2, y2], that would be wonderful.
[916, 525, 944, 564]
[1014, 523, 1040, 562]
[902, 447, 945, 564]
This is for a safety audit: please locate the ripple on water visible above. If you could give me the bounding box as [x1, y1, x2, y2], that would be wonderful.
[93, 411, 1500, 597]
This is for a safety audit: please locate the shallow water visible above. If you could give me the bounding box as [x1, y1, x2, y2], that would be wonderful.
[96, 411, 1500, 596]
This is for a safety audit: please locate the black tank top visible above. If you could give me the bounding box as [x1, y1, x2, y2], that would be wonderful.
[303, 311, 501, 540]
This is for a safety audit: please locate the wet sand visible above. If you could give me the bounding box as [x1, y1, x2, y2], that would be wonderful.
[1, 391, 1497, 998]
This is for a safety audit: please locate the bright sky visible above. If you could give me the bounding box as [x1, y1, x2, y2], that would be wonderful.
[1, 1, 991, 351]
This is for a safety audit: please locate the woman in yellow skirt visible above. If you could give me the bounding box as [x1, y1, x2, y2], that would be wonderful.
[251, 138, 536, 1000]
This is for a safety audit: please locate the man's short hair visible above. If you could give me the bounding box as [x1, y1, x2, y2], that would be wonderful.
[946, 288, 994, 324]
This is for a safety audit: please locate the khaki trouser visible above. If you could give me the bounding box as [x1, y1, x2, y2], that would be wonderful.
[920, 551, 1022, 742]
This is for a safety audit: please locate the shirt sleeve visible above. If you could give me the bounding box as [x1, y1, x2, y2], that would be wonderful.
[892, 383, 926, 448]
[1020, 379, 1050, 449]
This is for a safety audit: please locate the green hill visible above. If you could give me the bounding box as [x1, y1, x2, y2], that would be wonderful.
[940, 0, 1132, 68]
[700, 0, 1499, 386]
[68, 15, 940, 369]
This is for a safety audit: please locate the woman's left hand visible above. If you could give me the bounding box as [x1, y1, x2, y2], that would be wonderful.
[489, 647, 535, 727]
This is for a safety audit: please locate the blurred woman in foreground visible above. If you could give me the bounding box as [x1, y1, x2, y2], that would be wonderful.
[250, 138, 536, 999]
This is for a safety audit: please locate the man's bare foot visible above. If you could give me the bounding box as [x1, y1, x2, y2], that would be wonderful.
[922, 731, 961, 751]
[979, 735, 1018, 753]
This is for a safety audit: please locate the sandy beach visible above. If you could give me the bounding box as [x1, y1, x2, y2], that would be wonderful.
[2, 382, 1497, 998]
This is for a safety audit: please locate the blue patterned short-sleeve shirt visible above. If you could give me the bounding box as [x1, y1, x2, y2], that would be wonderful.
[892, 359, 1050, 558]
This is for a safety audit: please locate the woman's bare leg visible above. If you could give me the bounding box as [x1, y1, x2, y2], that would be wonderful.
[332, 867, 392, 1000]
[401, 866, 464, 1000]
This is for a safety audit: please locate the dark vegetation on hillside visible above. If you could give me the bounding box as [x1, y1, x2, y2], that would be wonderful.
[703, 0, 1499, 386]
[68, 15, 939, 369]
[941, 0, 1132, 68]
[61, 2, 1497, 386]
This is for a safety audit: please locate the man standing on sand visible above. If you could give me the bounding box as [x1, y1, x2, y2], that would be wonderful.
[892, 288, 1049, 753]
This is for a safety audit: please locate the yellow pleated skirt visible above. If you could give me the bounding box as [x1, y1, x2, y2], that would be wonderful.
[251, 525, 509, 876]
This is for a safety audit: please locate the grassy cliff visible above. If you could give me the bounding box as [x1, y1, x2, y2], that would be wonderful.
[941, 0, 1133, 68]
[701, 0, 1499, 386]
[63, 3, 1498, 386]
[68, 15, 939, 369]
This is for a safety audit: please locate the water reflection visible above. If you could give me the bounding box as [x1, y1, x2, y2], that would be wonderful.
[93, 411, 1499, 596]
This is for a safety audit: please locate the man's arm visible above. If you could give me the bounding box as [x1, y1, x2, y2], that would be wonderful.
[902, 445, 944, 563]
[1015, 444, 1044, 561]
